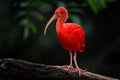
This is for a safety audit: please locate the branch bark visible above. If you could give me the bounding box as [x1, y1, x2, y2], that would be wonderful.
[0, 58, 119, 80]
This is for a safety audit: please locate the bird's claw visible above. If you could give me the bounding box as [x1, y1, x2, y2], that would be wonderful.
[76, 68, 81, 76]
[67, 65, 73, 71]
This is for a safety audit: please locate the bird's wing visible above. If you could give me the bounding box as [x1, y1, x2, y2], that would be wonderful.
[72, 24, 85, 46]
[64, 23, 85, 52]
[75, 26, 85, 52]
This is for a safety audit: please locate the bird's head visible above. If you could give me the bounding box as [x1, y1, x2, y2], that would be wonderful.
[55, 7, 68, 19]
[44, 7, 68, 36]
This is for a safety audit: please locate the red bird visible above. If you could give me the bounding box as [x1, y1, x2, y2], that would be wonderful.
[44, 7, 85, 75]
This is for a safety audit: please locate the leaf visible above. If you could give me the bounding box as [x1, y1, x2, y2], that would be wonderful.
[20, 2, 29, 8]
[70, 14, 81, 25]
[68, 2, 79, 7]
[87, 0, 99, 14]
[56, 1, 66, 7]
[100, 0, 107, 8]
[70, 8, 83, 14]
[23, 26, 29, 40]
[95, 0, 107, 9]
[31, 0, 46, 7]
[15, 11, 26, 19]
[19, 18, 28, 26]
[31, 24, 37, 33]
[31, 12, 44, 21]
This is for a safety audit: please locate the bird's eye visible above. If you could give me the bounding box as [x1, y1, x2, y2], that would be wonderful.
[59, 11, 64, 14]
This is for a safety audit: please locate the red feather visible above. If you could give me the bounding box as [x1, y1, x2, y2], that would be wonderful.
[44, 7, 85, 75]
[57, 23, 85, 52]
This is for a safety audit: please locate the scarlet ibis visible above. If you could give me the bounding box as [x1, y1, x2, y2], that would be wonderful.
[44, 7, 85, 75]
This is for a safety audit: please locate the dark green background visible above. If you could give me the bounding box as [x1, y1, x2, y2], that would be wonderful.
[0, 0, 120, 79]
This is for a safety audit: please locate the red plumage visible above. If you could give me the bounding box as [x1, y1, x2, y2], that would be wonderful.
[57, 23, 85, 52]
[44, 7, 85, 75]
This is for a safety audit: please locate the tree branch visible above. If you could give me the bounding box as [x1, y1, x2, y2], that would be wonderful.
[0, 58, 119, 80]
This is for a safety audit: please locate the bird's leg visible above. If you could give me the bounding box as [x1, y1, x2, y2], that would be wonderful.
[73, 51, 81, 75]
[67, 51, 73, 71]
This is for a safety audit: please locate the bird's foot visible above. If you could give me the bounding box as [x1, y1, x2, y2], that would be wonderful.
[67, 65, 73, 71]
[62, 65, 73, 71]
[76, 67, 81, 76]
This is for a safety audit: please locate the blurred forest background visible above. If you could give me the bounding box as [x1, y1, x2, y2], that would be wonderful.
[0, 0, 120, 79]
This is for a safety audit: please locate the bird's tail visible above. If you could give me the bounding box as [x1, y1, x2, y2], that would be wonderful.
[78, 49, 84, 53]
[78, 45, 85, 53]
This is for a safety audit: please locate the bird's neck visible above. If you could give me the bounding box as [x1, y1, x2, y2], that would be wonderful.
[56, 17, 66, 32]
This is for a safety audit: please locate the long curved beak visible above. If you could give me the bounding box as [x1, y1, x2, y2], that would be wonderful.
[44, 14, 57, 36]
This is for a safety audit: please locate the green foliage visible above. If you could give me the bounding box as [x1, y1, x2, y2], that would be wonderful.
[50, 0, 116, 28]
[31, 23, 37, 33]
[55, 0, 115, 16]
[54, 1, 84, 25]
[87, 0, 114, 14]
[15, 0, 45, 40]
[0, 1, 120, 77]
[23, 25, 29, 39]
[69, 14, 82, 25]
[15, 0, 115, 39]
